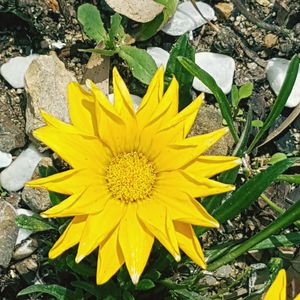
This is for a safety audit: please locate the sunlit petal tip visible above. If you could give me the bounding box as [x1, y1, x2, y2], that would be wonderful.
[235, 158, 242, 165]
[40, 213, 48, 218]
[85, 79, 93, 90]
[175, 254, 181, 262]
[75, 255, 85, 264]
[131, 272, 140, 285]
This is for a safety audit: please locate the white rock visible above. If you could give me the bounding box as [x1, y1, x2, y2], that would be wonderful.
[51, 41, 66, 49]
[162, 1, 216, 36]
[193, 52, 235, 94]
[16, 209, 34, 245]
[147, 47, 170, 69]
[0, 144, 43, 192]
[0, 54, 39, 88]
[0, 150, 12, 168]
[108, 94, 142, 112]
[266, 58, 300, 108]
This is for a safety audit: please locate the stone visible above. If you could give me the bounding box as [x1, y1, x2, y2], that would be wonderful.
[193, 52, 235, 94]
[25, 52, 75, 139]
[21, 157, 53, 212]
[0, 201, 18, 267]
[0, 144, 44, 192]
[266, 58, 300, 108]
[14, 257, 38, 275]
[0, 54, 39, 88]
[214, 2, 233, 19]
[0, 93, 26, 152]
[264, 33, 278, 48]
[0, 150, 12, 168]
[16, 209, 34, 245]
[108, 94, 142, 112]
[162, 1, 215, 36]
[147, 47, 169, 69]
[214, 265, 235, 278]
[189, 103, 234, 155]
[13, 238, 38, 260]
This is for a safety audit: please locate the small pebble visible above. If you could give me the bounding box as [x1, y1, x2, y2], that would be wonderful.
[0, 150, 12, 168]
[147, 47, 169, 69]
[0, 144, 44, 192]
[13, 238, 38, 260]
[0, 54, 39, 88]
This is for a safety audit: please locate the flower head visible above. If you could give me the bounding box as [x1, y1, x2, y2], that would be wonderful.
[264, 269, 300, 300]
[27, 67, 240, 285]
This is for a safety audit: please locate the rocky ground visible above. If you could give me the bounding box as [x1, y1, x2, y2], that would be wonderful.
[0, 0, 299, 299]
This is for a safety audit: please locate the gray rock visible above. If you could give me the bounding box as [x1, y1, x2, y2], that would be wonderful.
[13, 238, 38, 260]
[25, 52, 75, 139]
[0, 93, 26, 152]
[14, 257, 38, 275]
[0, 201, 18, 267]
[189, 103, 234, 155]
[0, 144, 44, 192]
[214, 265, 235, 278]
[22, 157, 53, 212]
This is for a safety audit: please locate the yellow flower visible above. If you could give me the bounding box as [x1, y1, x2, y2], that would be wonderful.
[264, 269, 300, 300]
[27, 67, 240, 285]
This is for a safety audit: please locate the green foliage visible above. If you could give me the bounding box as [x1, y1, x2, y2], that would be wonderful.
[251, 119, 264, 127]
[15, 214, 55, 232]
[165, 34, 195, 110]
[269, 152, 287, 165]
[231, 82, 253, 108]
[77, 3, 107, 43]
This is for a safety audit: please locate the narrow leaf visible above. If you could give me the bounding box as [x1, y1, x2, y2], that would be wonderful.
[118, 45, 157, 84]
[247, 54, 300, 153]
[165, 34, 195, 110]
[178, 56, 239, 143]
[17, 284, 74, 299]
[277, 174, 300, 184]
[208, 198, 300, 271]
[231, 85, 239, 108]
[213, 158, 298, 224]
[80, 48, 117, 56]
[16, 214, 55, 232]
[77, 4, 107, 43]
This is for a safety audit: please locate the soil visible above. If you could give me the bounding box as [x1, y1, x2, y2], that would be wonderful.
[0, 0, 299, 299]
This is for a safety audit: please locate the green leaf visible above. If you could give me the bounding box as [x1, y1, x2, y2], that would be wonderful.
[135, 279, 155, 291]
[39, 165, 57, 177]
[238, 82, 253, 100]
[71, 281, 101, 298]
[208, 197, 300, 271]
[178, 56, 239, 143]
[165, 34, 195, 110]
[118, 45, 157, 84]
[80, 48, 117, 56]
[16, 214, 55, 232]
[66, 255, 95, 277]
[277, 174, 300, 184]
[136, 0, 177, 41]
[213, 158, 299, 224]
[77, 4, 107, 43]
[231, 85, 239, 108]
[247, 54, 300, 153]
[251, 119, 264, 127]
[17, 284, 75, 299]
[49, 191, 67, 206]
[269, 153, 287, 165]
[123, 291, 135, 300]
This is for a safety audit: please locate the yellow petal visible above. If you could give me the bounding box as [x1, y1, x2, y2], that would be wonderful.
[137, 199, 180, 261]
[68, 82, 98, 135]
[33, 126, 109, 170]
[119, 203, 154, 284]
[264, 269, 286, 300]
[156, 190, 219, 227]
[41, 184, 110, 218]
[49, 215, 87, 259]
[27, 169, 101, 195]
[137, 66, 164, 128]
[294, 294, 300, 300]
[158, 170, 235, 198]
[96, 228, 124, 285]
[184, 156, 241, 178]
[174, 221, 206, 269]
[154, 128, 230, 171]
[76, 200, 126, 263]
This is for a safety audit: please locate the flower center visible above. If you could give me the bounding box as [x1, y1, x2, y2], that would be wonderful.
[106, 152, 156, 203]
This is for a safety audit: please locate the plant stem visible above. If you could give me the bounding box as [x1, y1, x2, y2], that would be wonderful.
[207, 199, 300, 271]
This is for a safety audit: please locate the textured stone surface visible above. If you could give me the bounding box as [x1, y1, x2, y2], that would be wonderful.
[0, 144, 43, 192]
[22, 157, 52, 212]
[0, 201, 18, 267]
[25, 52, 75, 139]
[162, 1, 215, 36]
[0, 92, 26, 152]
[13, 238, 38, 261]
[266, 58, 300, 108]
[189, 103, 234, 155]
[0, 54, 39, 88]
